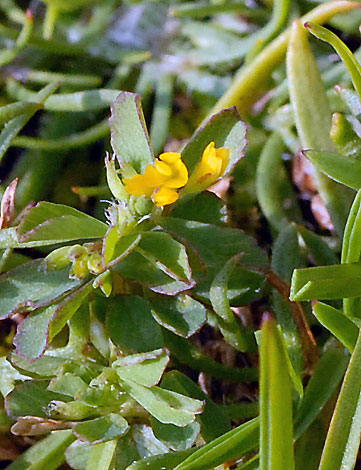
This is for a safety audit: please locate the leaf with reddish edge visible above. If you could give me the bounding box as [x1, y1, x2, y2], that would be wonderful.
[180, 107, 247, 176]
[109, 92, 154, 175]
[17, 201, 107, 244]
[14, 281, 93, 360]
[0, 259, 81, 319]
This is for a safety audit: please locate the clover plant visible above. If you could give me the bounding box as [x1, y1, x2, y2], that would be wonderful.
[3, 1, 361, 470]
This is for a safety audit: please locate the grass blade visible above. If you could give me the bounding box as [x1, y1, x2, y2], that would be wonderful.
[260, 314, 295, 470]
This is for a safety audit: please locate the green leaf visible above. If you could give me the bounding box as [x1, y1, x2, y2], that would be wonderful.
[287, 18, 353, 235]
[195, 265, 265, 307]
[127, 449, 195, 470]
[0, 101, 42, 125]
[160, 218, 268, 269]
[256, 133, 302, 231]
[271, 225, 305, 375]
[259, 315, 295, 470]
[113, 250, 194, 296]
[74, 414, 129, 444]
[318, 329, 361, 470]
[151, 418, 200, 452]
[109, 92, 153, 174]
[174, 417, 259, 470]
[7, 82, 121, 112]
[272, 224, 305, 282]
[171, 192, 227, 226]
[312, 302, 358, 351]
[106, 296, 164, 353]
[7, 429, 75, 470]
[335, 86, 361, 116]
[138, 232, 192, 282]
[330, 112, 361, 159]
[5, 380, 68, 419]
[114, 350, 169, 387]
[294, 348, 349, 439]
[0, 83, 57, 164]
[0, 259, 81, 319]
[342, 190, 361, 264]
[297, 226, 339, 266]
[150, 295, 206, 338]
[305, 22, 361, 100]
[162, 371, 231, 443]
[119, 379, 203, 426]
[14, 305, 57, 359]
[0, 227, 64, 249]
[211, 1, 361, 115]
[65, 440, 92, 470]
[14, 282, 93, 359]
[342, 190, 361, 317]
[180, 107, 246, 175]
[271, 293, 304, 378]
[290, 263, 361, 301]
[9, 353, 74, 379]
[85, 439, 118, 470]
[48, 373, 88, 398]
[305, 149, 361, 190]
[210, 255, 256, 352]
[17, 202, 107, 243]
[104, 232, 142, 268]
[162, 329, 258, 383]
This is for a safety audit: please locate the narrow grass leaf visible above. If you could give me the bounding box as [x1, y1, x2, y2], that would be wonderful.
[312, 302, 358, 351]
[342, 190, 361, 317]
[294, 348, 349, 438]
[305, 22, 361, 99]
[260, 315, 295, 470]
[127, 449, 195, 470]
[174, 417, 259, 470]
[211, 1, 361, 115]
[287, 19, 352, 235]
[305, 149, 361, 190]
[0, 83, 57, 163]
[290, 263, 361, 301]
[319, 328, 361, 470]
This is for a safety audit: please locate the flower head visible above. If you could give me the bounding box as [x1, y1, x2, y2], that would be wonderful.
[123, 152, 188, 206]
[184, 142, 231, 194]
[122, 142, 231, 206]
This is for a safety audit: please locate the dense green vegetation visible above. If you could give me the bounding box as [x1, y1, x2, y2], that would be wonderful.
[2, 1, 361, 469]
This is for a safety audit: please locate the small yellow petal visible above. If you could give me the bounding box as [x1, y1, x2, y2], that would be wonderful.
[159, 152, 182, 164]
[155, 160, 173, 177]
[123, 174, 153, 197]
[144, 164, 167, 187]
[153, 187, 179, 206]
[164, 159, 189, 188]
[183, 141, 231, 194]
[216, 147, 231, 175]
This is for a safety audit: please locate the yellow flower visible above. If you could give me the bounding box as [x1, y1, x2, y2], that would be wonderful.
[185, 141, 231, 193]
[153, 187, 179, 206]
[122, 143, 230, 206]
[123, 152, 188, 206]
